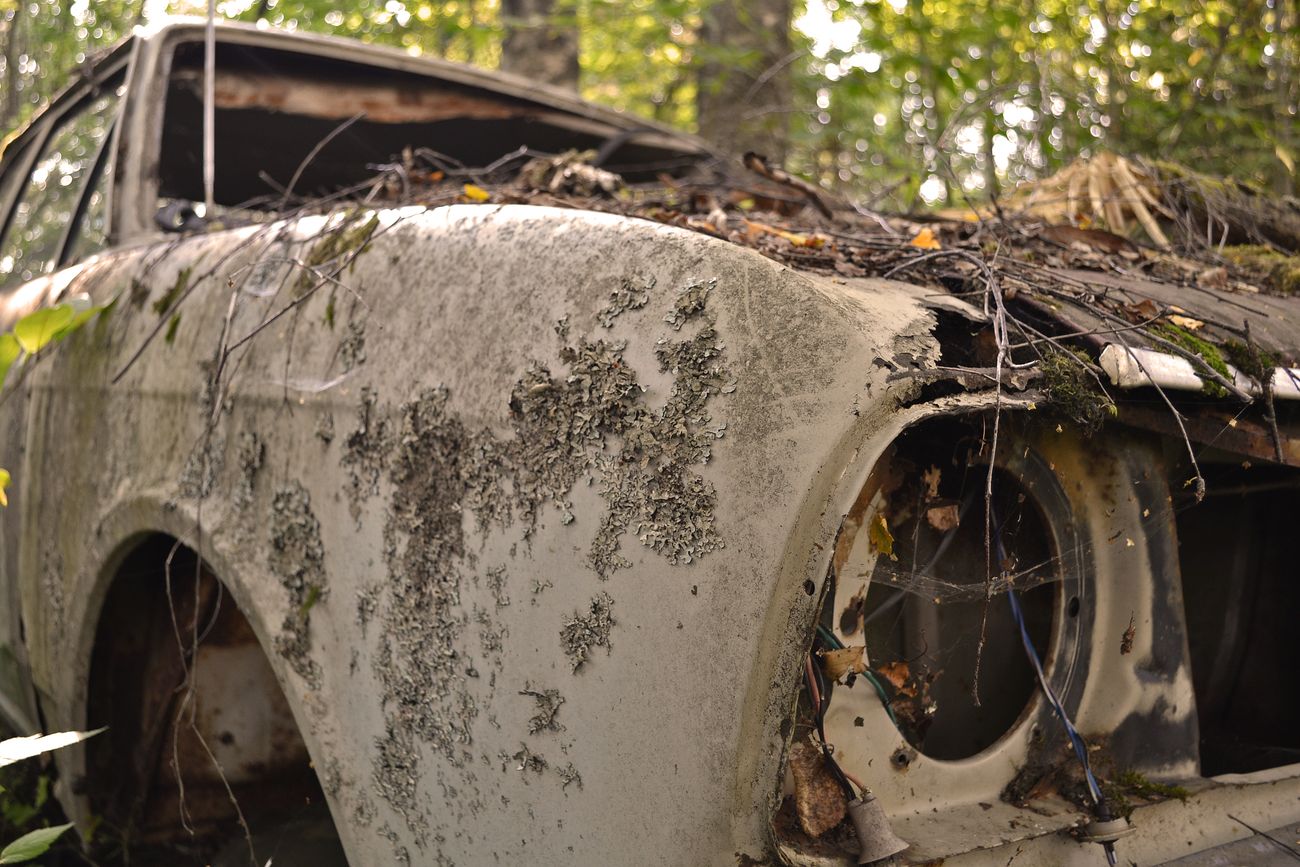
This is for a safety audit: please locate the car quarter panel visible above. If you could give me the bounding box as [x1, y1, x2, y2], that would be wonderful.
[10, 204, 953, 865]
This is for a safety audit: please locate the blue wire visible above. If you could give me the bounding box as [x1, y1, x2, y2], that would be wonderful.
[1006, 586, 1103, 805]
[993, 507, 1103, 806]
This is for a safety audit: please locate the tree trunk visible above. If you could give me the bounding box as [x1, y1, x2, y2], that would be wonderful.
[695, 0, 793, 160]
[1272, 0, 1297, 195]
[500, 0, 579, 91]
[1, 8, 22, 132]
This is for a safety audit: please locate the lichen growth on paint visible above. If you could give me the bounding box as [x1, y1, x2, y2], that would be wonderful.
[233, 431, 264, 508]
[340, 320, 367, 371]
[596, 275, 653, 327]
[341, 386, 391, 521]
[664, 277, 716, 330]
[268, 481, 327, 688]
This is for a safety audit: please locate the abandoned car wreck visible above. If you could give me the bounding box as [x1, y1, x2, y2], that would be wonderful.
[0, 17, 1299, 867]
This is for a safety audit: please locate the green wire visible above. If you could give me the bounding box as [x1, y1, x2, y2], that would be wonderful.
[815, 624, 900, 727]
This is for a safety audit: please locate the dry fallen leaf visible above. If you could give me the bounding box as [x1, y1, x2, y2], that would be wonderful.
[744, 218, 825, 248]
[819, 646, 868, 681]
[910, 227, 942, 249]
[877, 660, 910, 690]
[922, 465, 942, 500]
[926, 503, 960, 531]
[788, 741, 849, 838]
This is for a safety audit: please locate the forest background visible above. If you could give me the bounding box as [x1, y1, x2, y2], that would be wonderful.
[1, 0, 1296, 210]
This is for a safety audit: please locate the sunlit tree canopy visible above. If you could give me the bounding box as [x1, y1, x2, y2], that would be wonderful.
[2, 0, 1296, 209]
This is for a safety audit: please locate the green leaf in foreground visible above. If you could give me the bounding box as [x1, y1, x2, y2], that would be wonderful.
[0, 335, 19, 390]
[0, 469, 9, 508]
[0, 823, 74, 863]
[12, 305, 74, 355]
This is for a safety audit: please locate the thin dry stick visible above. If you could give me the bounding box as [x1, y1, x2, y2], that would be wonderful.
[277, 112, 365, 211]
[1245, 320, 1285, 463]
[1111, 330, 1207, 502]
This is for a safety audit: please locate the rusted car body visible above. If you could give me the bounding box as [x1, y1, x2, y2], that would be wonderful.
[0, 18, 1298, 867]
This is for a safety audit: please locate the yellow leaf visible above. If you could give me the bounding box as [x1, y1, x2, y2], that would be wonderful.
[909, 227, 941, 249]
[462, 183, 491, 202]
[1168, 314, 1205, 331]
[1276, 144, 1296, 176]
[868, 513, 896, 560]
[0, 468, 10, 507]
[743, 219, 825, 248]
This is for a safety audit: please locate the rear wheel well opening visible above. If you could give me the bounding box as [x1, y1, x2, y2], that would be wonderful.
[85, 533, 346, 865]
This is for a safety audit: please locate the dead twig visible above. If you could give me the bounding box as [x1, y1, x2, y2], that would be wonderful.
[277, 112, 366, 211]
[742, 151, 833, 219]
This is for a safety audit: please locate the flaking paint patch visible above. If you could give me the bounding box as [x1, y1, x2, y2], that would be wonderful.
[354, 281, 730, 832]
[340, 320, 367, 371]
[374, 727, 427, 843]
[520, 684, 565, 734]
[560, 593, 615, 672]
[268, 481, 327, 688]
[556, 762, 582, 790]
[486, 565, 510, 609]
[315, 411, 335, 443]
[499, 743, 547, 779]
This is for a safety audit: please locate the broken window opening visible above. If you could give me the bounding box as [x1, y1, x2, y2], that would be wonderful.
[86, 534, 346, 866]
[156, 40, 708, 216]
[1175, 460, 1300, 776]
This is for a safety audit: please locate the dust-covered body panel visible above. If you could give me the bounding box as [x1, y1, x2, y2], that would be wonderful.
[8, 204, 952, 864]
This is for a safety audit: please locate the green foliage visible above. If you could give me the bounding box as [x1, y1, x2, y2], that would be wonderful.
[0, 728, 103, 864]
[0, 299, 108, 500]
[4, 0, 1295, 203]
[0, 823, 73, 863]
[12, 306, 74, 355]
[0, 336, 18, 392]
[9, 300, 106, 358]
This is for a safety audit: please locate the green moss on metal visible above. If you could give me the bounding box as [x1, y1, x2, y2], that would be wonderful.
[1222, 245, 1300, 295]
[1222, 337, 1280, 383]
[1040, 348, 1116, 435]
[1150, 322, 1230, 397]
[1102, 770, 1189, 819]
[151, 266, 191, 316]
[296, 211, 380, 294]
